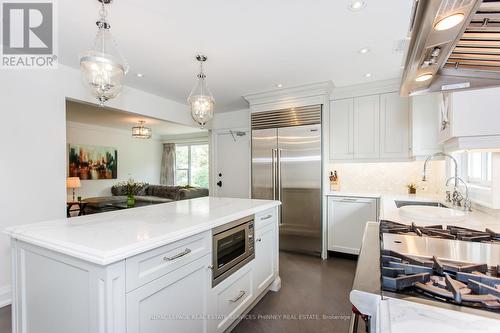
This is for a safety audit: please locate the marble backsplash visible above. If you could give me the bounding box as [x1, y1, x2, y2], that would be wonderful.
[329, 160, 447, 195]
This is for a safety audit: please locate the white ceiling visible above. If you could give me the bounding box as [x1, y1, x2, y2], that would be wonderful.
[59, 0, 414, 112]
[66, 100, 206, 136]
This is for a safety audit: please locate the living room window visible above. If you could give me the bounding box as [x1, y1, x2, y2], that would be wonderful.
[175, 143, 209, 188]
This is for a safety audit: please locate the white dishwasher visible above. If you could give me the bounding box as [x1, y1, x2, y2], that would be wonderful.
[327, 196, 379, 255]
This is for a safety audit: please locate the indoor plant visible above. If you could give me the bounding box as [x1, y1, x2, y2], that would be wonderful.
[406, 183, 417, 195]
[120, 178, 146, 207]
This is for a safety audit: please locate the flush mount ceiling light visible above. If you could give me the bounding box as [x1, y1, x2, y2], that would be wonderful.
[416, 73, 433, 82]
[359, 47, 370, 54]
[80, 0, 129, 106]
[136, 73, 144, 78]
[364, 73, 372, 78]
[434, 13, 465, 31]
[187, 55, 215, 128]
[276, 83, 283, 88]
[132, 121, 152, 139]
[348, 0, 366, 11]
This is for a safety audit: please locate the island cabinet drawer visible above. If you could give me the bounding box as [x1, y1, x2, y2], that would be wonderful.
[210, 265, 254, 333]
[126, 231, 211, 292]
[255, 208, 277, 230]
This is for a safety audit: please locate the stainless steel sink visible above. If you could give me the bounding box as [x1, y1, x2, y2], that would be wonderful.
[394, 200, 448, 208]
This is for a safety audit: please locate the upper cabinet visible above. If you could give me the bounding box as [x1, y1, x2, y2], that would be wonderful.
[329, 99, 354, 160]
[329, 92, 412, 162]
[380, 92, 409, 159]
[353, 95, 380, 159]
[438, 88, 500, 148]
[411, 94, 443, 157]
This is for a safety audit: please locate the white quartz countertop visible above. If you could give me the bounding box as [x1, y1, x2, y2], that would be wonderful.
[326, 191, 500, 233]
[4, 197, 280, 265]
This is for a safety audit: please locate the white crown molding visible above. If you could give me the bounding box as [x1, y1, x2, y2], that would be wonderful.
[331, 78, 402, 100]
[243, 81, 334, 113]
[243, 81, 334, 106]
[0, 285, 11, 308]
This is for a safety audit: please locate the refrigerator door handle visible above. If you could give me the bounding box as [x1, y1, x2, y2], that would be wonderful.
[272, 149, 277, 200]
[277, 148, 282, 201]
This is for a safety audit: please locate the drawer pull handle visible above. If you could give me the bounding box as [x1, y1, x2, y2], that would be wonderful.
[163, 248, 191, 261]
[229, 290, 246, 303]
[341, 198, 358, 202]
[260, 214, 273, 221]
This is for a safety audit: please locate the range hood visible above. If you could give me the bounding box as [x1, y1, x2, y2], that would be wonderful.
[401, 0, 500, 96]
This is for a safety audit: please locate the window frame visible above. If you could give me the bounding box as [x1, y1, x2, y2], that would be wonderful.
[459, 151, 492, 187]
[174, 142, 208, 187]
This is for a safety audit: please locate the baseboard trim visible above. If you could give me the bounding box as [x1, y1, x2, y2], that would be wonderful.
[0, 285, 11, 308]
[328, 250, 359, 261]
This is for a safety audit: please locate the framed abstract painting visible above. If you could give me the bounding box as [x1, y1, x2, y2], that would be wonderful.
[68, 144, 118, 180]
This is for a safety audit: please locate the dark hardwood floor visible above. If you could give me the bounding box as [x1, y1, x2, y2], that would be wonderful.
[0, 305, 10, 333]
[232, 251, 357, 333]
[0, 252, 358, 333]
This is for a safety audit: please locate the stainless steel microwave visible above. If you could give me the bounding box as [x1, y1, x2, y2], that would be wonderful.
[212, 215, 255, 287]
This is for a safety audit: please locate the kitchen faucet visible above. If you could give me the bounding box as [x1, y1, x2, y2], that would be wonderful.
[422, 152, 458, 187]
[445, 176, 472, 212]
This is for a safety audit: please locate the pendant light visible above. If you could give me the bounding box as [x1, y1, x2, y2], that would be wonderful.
[187, 55, 215, 128]
[132, 121, 152, 139]
[80, 0, 129, 106]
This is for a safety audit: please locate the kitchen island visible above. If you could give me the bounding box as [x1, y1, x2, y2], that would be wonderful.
[5, 197, 281, 333]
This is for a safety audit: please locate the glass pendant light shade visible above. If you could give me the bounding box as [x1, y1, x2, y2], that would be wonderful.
[80, 0, 128, 106]
[131, 121, 152, 139]
[188, 55, 215, 127]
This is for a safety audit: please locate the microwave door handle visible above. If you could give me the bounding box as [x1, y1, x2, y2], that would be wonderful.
[272, 149, 277, 200]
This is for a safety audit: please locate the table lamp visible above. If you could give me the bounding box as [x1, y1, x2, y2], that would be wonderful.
[66, 177, 81, 202]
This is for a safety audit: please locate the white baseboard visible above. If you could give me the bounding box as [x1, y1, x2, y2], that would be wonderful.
[0, 285, 11, 308]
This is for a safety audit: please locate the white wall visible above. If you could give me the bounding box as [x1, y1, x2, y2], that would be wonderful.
[212, 109, 250, 130]
[66, 122, 163, 199]
[0, 65, 193, 307]
[210, 109, 251, 198]
[328, 160, 446, 195]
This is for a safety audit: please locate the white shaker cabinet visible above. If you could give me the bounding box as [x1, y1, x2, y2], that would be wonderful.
[353, 95, 380, 159]
[253, 223, 277, 296]
[329, 92, 412, 161]
[439, 87, 500, 143]
[380, 92, 410, 159]
[327, 196, 378, 255]
[126, 254, 211, 333]
[329, 98, 354, 160]
[411, 93, 443, 157]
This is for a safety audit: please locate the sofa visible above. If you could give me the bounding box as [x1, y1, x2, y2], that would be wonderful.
[83, 184, 209, 214]
[111, 184, 209, 201]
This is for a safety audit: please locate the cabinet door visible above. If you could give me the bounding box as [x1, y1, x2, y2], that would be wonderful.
[253, 223, 276, 296]
[126, 255, 210, 333]
[438, 92, 453, 143]
[327, 196, 378, 255]
[411, 94, 443, 157]
[353, 95, 380, 159]
[329, 99, 354, 160]
[380, 92, 410, 159]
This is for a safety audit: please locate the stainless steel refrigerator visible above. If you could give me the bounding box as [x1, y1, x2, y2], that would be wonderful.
[251, 105, 322, 255]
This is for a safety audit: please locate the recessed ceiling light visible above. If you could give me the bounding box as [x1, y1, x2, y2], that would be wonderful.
[276, 83, 283, 88]
[434, 13, 465, 31]
[359, 47, 370, 54]
[364, 73, 372, 78]
[348, 0, 366, 11]
[136, 73, 144, 78]
[415, 73, 433, 82]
